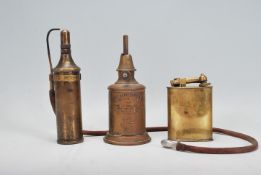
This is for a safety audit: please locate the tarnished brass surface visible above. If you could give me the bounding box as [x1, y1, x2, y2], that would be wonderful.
[168, 74, 212, 141]
[47, 29, 83, 144]
[53, 74, 80, 82]
[104, 35, 151, 145]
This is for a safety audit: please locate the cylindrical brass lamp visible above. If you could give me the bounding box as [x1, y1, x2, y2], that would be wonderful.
[47, 29, 83, 145]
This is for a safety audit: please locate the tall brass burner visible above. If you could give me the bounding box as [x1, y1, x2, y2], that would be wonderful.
[104, 35, 151, 145]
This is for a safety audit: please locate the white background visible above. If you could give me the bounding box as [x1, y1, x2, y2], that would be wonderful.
[0, 0, 260, 174]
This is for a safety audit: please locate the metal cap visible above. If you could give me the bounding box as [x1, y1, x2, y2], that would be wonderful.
[161, 139, 178, 150]
[60, 29, 71, 49]
[53, 29, 80, 73]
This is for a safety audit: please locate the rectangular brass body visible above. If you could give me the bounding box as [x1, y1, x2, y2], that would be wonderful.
[167, 86, 212, 141]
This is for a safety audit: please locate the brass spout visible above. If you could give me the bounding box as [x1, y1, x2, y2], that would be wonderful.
[123, 35, 128, 54]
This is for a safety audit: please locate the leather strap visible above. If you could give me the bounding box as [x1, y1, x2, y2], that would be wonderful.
[163, 127, 258, 154]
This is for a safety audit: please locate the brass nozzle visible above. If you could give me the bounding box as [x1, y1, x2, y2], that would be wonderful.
[123, 35, 128, 54]
[117, 35, 136, 71]
[60, 29, 70, 48]
[53, 29, 80, 73]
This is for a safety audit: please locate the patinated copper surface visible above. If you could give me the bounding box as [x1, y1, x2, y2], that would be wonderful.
[47, 29, 83, 145]
[104, 35, 151, 145]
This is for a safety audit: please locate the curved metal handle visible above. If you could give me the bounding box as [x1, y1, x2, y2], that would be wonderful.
[46, 28, 60, 73]
[46, 28, 60, 114]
